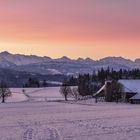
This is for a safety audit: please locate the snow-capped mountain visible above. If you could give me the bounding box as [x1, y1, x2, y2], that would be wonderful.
[55, 56, 72, 62]
[0, 51, 140, 75]
[135, 59, 140, 64]
[0, 51, 51, 65]
[99, 57, 133, 65]
[96, 57, 134, 69]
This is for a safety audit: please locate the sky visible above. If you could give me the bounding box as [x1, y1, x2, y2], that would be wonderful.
[0, 0, 140, 60]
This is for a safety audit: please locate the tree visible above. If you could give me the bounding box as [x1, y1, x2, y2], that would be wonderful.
[78, 74, 93, 96]
[59, 81, 72, 101]
[22, 89, 26, 94]
[105, 80, 123, 102]
[0, 82, 11, 103]
[42, 80, 47, 87]
[71, 87, 79, 102]
[27, 78, 40, 88]
[111, 81, 123, 103]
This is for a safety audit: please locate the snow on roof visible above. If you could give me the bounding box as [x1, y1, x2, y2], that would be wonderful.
[118, 80, 140, 93]
[94, 84, 105, 96]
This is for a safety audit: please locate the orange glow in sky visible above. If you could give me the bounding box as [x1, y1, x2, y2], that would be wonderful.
[0, 0, 140, 60]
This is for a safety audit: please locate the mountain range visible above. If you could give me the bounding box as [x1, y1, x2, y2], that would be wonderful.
[0, 51, 140, 75]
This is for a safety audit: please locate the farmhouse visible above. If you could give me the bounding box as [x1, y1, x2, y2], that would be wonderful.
[119, 80, 140, 102]
[94, 80, 114, 101]
[94, 80, 140, 103]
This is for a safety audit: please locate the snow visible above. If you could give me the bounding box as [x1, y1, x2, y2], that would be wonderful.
[0, 87, 140, 140]
[94, 84, 105, 96]
[118, 80, 140, 93]
[47, 69, 62, 75]
[47, 81, 62, 85]
[6, 92, 28, 103]
[0, 88, 28, 103]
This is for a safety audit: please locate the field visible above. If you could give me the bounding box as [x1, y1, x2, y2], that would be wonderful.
[0, 87, 140, 140]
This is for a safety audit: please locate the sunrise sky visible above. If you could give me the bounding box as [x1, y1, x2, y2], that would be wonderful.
[0, 0, 140, 60]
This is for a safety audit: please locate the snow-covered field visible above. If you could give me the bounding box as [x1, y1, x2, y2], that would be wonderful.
[0, 87, 140, 140]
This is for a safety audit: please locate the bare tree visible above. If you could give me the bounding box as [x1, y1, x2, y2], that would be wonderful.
[0, 82, 11, 103]
[71, 87, 79, 102]
[59, 81, 72, 101]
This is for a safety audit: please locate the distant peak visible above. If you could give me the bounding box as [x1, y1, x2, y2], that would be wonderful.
[100, 56, 133, 62]
[77, 58, 84, 61]
[60, 56, 71, 60]
[0, 51, 11, 55]
[85, 57, 94, 62]
[135, 58, 140, 63]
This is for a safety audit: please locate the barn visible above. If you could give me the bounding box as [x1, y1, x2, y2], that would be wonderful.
[94, 80, 140, 103]
[118, 80, 140, 103]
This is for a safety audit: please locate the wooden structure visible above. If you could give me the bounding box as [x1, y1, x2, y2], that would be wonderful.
[94, 80, 140, 103]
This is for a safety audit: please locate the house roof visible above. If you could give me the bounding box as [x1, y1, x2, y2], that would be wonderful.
[94, 84, 105, 97]
[118, 80, 140, 93]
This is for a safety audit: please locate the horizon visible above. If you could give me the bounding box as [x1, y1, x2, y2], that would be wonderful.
[0, 50, 139, 61]
[0, 0, 140, 60]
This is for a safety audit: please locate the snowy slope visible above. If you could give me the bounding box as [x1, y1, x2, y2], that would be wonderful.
[0, 87, 140, 140]
[4, 88, 28, 103]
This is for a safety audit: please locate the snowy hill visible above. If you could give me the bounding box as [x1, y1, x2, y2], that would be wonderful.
[1, 87, 140, 140]
[0, 51, 140, 75]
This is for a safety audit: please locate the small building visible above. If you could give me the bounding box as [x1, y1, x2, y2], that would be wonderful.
[130, 93, 140, 104]
[94, 80, 112, 101]
[94, 80, 140, 103]
[118, 80, 140, 102]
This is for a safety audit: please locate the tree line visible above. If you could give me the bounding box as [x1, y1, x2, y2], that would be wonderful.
[23, 78, 48, 88]
[60, 68, 140, 101]
[67, 68, 140, 85]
